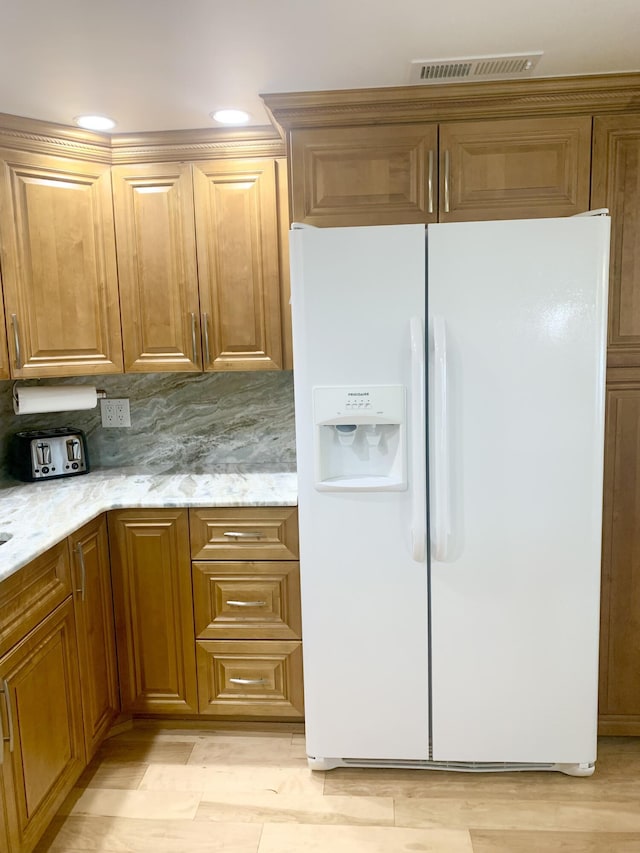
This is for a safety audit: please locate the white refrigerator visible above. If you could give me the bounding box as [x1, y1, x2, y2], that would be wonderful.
[290, 215, 610, 777]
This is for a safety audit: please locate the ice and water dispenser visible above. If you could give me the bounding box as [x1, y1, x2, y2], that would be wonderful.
[313, 385, 406, 491]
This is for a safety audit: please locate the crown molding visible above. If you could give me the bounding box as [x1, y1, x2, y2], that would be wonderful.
[261, 72, 640, 129]
[110, 126, 285, 164]
[0, 112, 112, 162]
[0, 114, 285, 163]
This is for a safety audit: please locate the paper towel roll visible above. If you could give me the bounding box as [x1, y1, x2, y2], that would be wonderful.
[13, 385, 100, 415]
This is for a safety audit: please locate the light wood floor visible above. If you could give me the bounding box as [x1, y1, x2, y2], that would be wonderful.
[36, 730, 640, 852]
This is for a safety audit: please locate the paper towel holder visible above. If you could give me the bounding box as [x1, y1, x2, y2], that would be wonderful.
[12, 382, 107, 414]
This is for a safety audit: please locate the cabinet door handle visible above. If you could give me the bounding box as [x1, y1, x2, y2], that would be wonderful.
[428, 149, 434, 214]
[202, 312, 211, 368]
[444, 149, 451, 214]
[11, 314, 22, 370]
[226, 600, 267, 608]
[190, 312, 198, 364]
[223, 531, 264, 539]
[75, 542, 86, 602]
[0, 680, 14, 756]
[229, 677, 266, 686]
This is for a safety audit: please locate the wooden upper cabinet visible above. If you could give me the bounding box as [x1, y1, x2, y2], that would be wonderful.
[112, 163, 202, 372]
[592, 114, 640, 367]
[0, 149, 123, 377]
[439, 116, 592, 221]
[288, 124, 438, 227]
[193, 159, 283, 371]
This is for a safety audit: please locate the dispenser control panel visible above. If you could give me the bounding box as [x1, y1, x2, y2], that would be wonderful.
[313, 385, 404, 424]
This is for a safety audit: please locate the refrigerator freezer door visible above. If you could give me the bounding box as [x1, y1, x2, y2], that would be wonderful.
[290, 224, 430, 762]
[428, 216, 610, 764]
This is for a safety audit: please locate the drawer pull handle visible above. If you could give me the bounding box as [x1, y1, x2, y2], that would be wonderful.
[202, 312, 211, 367]
[76, 542, 87, 602]
[226, 600, 267, 607]
[229, 677, 267, 685]
[11, 314, 23, 370]
[190, 312, 198, 364]
[223, 531, 264, 539]
[0, 680, 14, 758]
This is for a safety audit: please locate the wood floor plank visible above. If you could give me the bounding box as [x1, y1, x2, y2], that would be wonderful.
[395, 797, 640, 831]
[35, 815, 262, 852]
[470, 829, 640, 852]
[75, 761, 148, 790]
[195, 791, 394, 825]
[257, 823, 474, 853]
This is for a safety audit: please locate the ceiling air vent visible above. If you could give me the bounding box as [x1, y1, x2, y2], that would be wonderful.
[409, 52, 543, 84]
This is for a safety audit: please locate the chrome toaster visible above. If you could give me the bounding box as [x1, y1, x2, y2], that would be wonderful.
[8, 427, 90, 482]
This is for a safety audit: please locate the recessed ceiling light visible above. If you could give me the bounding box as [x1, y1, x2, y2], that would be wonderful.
[210, 109, 250, 125]
[74, 115, 117, 131]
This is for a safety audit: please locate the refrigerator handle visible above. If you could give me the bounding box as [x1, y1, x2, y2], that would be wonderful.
[410, 317, 427, 563]
[432, 315, 451, 562]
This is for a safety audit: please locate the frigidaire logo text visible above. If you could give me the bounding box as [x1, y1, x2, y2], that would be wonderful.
[347, 392, 369, 396]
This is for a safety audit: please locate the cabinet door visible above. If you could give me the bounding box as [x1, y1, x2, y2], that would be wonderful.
[0, 149, 123, 377]
[439, 116, 592, 221]
[112, 163, 202, 372]
[592, 114, 640, 367]
[0, 599, 85, 853]
[289, 124, 438, 227]
[193, 159, 283, 371]
[598, 379, 640, 734]
[69, 515, 120, 760]
[108, 509, 198, 715]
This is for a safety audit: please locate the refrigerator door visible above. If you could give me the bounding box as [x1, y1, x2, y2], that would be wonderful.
[290, 224, 430, 762]
[428, 215, 610, 764]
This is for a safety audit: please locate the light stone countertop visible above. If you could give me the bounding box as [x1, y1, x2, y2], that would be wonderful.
[0, 468, 298, 583]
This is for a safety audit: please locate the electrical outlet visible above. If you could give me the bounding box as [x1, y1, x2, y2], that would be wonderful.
[100, 398, 131, 428]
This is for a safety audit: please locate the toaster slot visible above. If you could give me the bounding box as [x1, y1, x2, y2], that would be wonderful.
[66, 438, 82, 461]
[36, 442, 51, 465]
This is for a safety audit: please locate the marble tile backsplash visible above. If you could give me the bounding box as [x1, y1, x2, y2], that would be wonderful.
[0, 372, 296, 480]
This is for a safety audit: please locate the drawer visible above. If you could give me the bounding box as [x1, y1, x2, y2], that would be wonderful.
[189, 507, 298, 560]
[193, 561, 301, 640]
[195, 640, 304, 718]
[0, 541, 71, 657]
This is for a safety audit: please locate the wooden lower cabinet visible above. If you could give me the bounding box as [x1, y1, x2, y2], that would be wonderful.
[599, 379, 640, 733]
[195, 640, 304, 718]
[0, 598, 85, 853]
[108, 509, 198, 715]
[69, 515, 120, 759]
[189, 506, 303, 721]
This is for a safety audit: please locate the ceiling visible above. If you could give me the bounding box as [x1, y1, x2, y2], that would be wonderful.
[1, 0, 639, 134]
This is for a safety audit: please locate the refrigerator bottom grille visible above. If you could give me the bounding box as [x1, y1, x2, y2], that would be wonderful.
[307, 757, 595, 776]
[341, 759, 554, 772]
